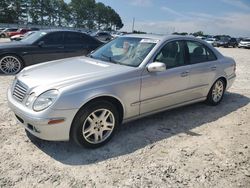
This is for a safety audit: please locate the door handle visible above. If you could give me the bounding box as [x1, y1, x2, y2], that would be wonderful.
[211, 66, 217, 71]
[181, 71, 189, 77]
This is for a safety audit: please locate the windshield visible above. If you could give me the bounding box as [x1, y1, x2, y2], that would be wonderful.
[21, 31, 48, 43]
[90, 37, 157, 67]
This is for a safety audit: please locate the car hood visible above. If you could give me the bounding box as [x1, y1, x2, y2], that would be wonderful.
[0, 41, 28, 49]
[17, 56, 135, 92]
[240, 41, 250, 44]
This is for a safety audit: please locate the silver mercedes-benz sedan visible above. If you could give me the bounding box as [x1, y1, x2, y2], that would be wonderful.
[7, 34, 236, 148]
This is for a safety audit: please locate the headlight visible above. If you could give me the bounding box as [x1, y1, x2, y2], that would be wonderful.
[33, 90, 59, 111]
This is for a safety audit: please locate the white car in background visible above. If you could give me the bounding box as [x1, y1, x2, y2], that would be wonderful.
[238, 38, 250, 49]
[205, 38, 217, 46]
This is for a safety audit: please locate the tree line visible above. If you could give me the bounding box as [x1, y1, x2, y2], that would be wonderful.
[0, 0, 124, 30]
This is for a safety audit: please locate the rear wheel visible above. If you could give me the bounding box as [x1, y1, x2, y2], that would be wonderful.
[71, 100, 120, 148]
[0, 55, 24, 74]
[206, 79, 226, 105]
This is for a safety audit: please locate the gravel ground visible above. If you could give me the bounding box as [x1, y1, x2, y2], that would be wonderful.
[0, 42, 249, 187]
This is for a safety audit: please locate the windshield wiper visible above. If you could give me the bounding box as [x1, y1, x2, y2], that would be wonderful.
[101, 53, 121, 65]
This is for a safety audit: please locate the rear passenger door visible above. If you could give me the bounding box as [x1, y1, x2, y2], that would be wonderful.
[185, 40, 218, 99]
[64, 32, 92, 58]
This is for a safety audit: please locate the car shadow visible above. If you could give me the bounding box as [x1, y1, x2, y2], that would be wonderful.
[27, 92, 250, 165]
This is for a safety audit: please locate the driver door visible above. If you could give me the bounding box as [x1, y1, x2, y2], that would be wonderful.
[31, 32, 65, 63]
[140, 40, 191, 114]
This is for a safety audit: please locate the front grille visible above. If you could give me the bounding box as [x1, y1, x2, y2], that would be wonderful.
[13, 81, 28, 102]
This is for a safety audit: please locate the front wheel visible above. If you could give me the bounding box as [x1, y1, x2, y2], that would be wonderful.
[0, 55, 24, 74]
[71, 100, 120, 148]
[206, 79, 226, 105]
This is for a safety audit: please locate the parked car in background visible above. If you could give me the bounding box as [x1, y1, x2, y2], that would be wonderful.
[214, 37, 237, 48]
[0, 28, 18, 38]
[10, 31, 35, 41]
[196, 36, 206, 40]
[227, 38, 238, 47]
[7, 35, 236, 148]
[7, 28, 31, 37]
[92, 31, 113, 42]
[238, 38, 250, 49]
[0, 30, 103, 74]
[205, 38, 218, 46]
[111, 31, 126, 38]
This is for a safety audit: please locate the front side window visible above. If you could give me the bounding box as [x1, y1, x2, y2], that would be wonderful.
[91, 37, 157, 67]
[186, 41, 216, 64]
[154, 41, 185, 68]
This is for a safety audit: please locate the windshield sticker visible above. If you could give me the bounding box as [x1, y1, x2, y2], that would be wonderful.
[140, 39, 159, 43]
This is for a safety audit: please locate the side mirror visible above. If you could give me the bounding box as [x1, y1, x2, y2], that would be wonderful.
[147, 62, 166, 73]
[38, 41, 45, 47]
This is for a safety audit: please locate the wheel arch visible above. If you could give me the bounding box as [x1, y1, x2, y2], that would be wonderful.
[0, 52, 26, 66]
[216, 76, 227, 88]
[70, 95, 125, 139]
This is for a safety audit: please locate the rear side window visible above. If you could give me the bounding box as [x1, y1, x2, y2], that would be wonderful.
[42, 32, 63, 45]
[64, 32, 83, 44]
[83, 34, 99, 44]
[186, 41, 217, 64]
[64, 32, 97, 45]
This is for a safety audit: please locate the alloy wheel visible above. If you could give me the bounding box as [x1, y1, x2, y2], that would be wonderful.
[212, 80, 224, 103]
[0, 56, 22, 74]
[82, 108, 115, 144]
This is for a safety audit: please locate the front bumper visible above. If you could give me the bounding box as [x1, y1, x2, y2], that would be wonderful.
[7, 88, 78, 141]
[238, 43, 250, 48]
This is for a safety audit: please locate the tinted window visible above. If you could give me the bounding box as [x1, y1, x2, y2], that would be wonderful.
[64, 32, 87, 44]
[186, 41, 216, 64]
[230, 38, 237, 42]
[83, 34, 98, 44]
[155, 41, 185, 68]
[43, 32, 63, 45]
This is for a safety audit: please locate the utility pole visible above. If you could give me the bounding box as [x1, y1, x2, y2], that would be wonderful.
[132, 17, 135, 33]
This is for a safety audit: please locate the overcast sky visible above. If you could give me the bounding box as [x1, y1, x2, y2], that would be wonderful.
[65, 0, 250, 37]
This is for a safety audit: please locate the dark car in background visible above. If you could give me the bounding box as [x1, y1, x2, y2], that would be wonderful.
[214, 36, 238, 48]
[0, 30, 103, 74]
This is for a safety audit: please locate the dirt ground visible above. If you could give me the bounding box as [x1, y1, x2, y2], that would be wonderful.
[0, 43, 249, 187]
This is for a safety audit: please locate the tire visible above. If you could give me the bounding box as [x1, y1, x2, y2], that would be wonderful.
[70, 100, 120, 148]
[0, 54, 24, 75]
[206, 79, 226, 106]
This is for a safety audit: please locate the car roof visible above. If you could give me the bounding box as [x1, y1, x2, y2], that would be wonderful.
[121, 34, 196, 41]
[37, 29, 84, 33]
